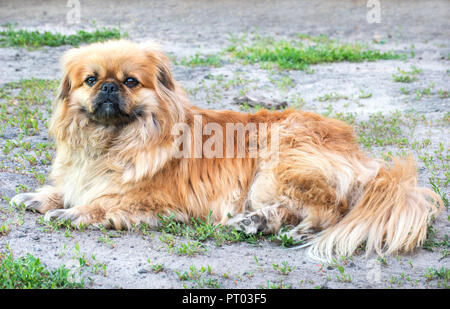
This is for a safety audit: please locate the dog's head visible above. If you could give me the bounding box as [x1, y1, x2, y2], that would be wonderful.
[54, 40, 182, 131]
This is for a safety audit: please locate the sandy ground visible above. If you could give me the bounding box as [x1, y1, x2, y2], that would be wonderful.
[0, 0, 449, 289]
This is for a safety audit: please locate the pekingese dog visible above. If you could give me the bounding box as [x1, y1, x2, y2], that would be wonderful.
[11, 40, 442, 261]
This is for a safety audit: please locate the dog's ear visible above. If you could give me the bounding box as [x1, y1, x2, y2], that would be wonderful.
[156, 59, 175, 92]
[56, 71, 71, 101]
[56, 47, 79, 102]
[140, 41, 175, 93]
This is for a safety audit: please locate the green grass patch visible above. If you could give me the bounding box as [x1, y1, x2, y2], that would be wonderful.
[438, 89, 449, 99]
[0, 247, 83, 288]
[392, 66, 422, 83]
[272, 261, 296, 275]
[0, 79, 58, 180]
[179, 53, 223, 67]
[0, 25, 126, 49]
[424, 267, 449, 288]
[157, 211, 298, 248]
[227, 34, 402, 71]
[157, 212, 263, 246]
[0, 78, 58, 136]
[175, 265, 221, 288]
[317, 92, 349, 102]
[356, 111, 424, 148]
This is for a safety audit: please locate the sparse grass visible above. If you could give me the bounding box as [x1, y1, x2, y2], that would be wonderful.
[430, 180, 449, 210]
[37, 216, 73, 232]
[356, 111, 423, 149]
[0, 246, 84, 288]
[423, 224, 449, 260]
[0, 79, 57, 183]
[0, 78, 58, 136]
[414, 83, 434, 100]
[72, 243, 107, 278]
[179, 53, 223, 67]
[328, 257, 353, 283]
[227, 34, 401, 71]
[317, 92, 348, 102]
[173, 240, 206, 256]
[358, 89, 373, 99]
[268, 72, 294, 91]
[424, 267, 449, 288]
[175, 265, 221, 288]
[147, 259, 165, 273]
[335, 264, 352, 283]
[97, 225, 122, 248]
[157, 212, 306, 253]
[0, 25, 126, 49]
[437, 89, 449, 99]
[272, 261, 295, 275]
[417, 142, 449, 209]
[377, 256, 388, 266]
[0, 222, 11, 235]
[0, 196, 26, 229]
[187, 72, 259, 105]
[274, 233, 303, 248]
[392, 66, 422, 83]
[157, 212, 266, 246]
[262, 280, 291, 289]
[400, 87, 410, 95]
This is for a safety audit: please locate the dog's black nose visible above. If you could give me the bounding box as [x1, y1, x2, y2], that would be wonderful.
[101, 83, 118, 94]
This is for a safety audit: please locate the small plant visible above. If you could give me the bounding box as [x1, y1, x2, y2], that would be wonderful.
[424, 267, 449, 288]
[377, 256, 388, 266]
[414, 86, 432, 100]
[173, 240, 206, 256]
[0, 223, 11, 236]
[329, 258, 352, 283]
[317, 92, 348, 102]
[97, 225, 121, 248]
[254, 255, 263, 272]
[358, 89, 373, 99]
[272, 261, 296, 275]
[71, 243, 107, 278]
[429, 180, 448, 210]
[147, 259, 165, 273]
[400, 87, 410, 95]
[174, 265, 221, 288]
[273, 230, 303, 247]
[392, 66, 422, 83]
[336, 264, 352, 283]
[437, 89, 449, 98]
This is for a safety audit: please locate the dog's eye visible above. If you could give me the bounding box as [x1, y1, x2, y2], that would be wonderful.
[85, 76, 97, 87]
[124, 77, 139, 88]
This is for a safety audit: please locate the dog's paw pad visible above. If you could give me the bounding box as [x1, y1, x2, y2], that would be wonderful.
[226, 212, 267, 234]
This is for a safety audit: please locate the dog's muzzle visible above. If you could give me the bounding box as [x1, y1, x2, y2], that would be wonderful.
[93, 83, 123, 121]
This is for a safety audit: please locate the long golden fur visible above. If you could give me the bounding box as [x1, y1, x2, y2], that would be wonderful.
[11, 40, 443, 261]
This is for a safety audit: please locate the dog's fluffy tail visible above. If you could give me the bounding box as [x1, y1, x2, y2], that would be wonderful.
[306, 157, 443, 262]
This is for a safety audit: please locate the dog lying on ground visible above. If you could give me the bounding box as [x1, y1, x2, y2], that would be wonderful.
[11, 40, 443, 261]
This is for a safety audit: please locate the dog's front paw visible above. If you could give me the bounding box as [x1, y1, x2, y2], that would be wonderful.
[226, 212, 268, 234]
[44, 208, 95, 228]
[10, 193, 44, 212]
